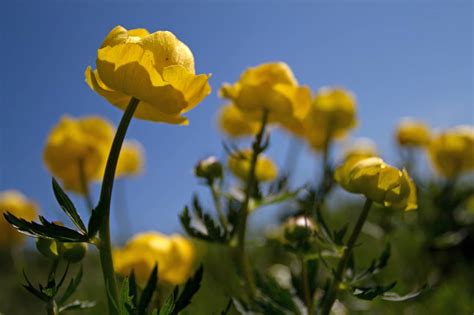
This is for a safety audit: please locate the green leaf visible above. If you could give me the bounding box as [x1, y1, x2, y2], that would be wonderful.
[353, 243, 391, 283]
[255, 272, 301, 315]
[138, 264, 158, 315]
[87, 208, 102, 238]
[128, 270, 138, 309]
[252, 189, 301, 211]
[52, 178, 87, 234]
[118, 278, 134, 315]
[352, 281, 397, 300]
[159, 292, 176, 315]
[180, 207, 228, 243]
[4, 213, 88, 243]
[59, 265, 82, 305]
[381, 284, 427, 302]
[22, 269, 50, 302]
[58, 300, 96, 312]
[173, 265, 204, 314]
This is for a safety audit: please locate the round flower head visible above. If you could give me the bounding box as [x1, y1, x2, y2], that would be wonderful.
[428, 125, 474, 178]
[0, 190, 39, 247]
[116, 140, 145, 177]
[227, 149, 278, 182]
[335, 157, 417, 211]
[113, 231, 195, 285]
[217, 104, 259, 138]
[395, 118, 431, 147]
[85, 25, 211, 125]
[220, 62, 311, 125]
[304, 87, 357, 150]
[43, 116, 115, 194]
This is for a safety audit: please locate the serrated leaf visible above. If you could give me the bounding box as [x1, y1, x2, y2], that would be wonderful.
[52, 178, 87, 234]
[173, 265, 203, 314]
[22, 270, 50, 302]
[255, 273, 301, 315]
[138, 264, 158, 315]
[119, 278, 134, 315]
[381, 284, 427, 302]
[353, 243, 391, 283]
[59, 265, 82, 305]
[58, 300, 96, 312]
[352, 281, 397, 300]
[4, 212, 88, 242]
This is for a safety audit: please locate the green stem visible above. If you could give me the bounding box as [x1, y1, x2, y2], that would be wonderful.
[209, 179, 228, 233]
[320, 199, 373, 315]
[96, 97, 139, 315]
[236, 109, 269, 300]
[301, 256, 312, 310]
[78, 159, 94, 212]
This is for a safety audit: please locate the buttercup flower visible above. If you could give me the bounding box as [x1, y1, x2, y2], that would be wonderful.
[220, 62, 311, 125]
[113, 231, 195, 285]
[227, 149, 278, 182]
[396, 119, 431, 147]
[304, 87, 357, 150]
[85, 26, 211, 125]
[428, 125, 474, 178]
[116, 140, 144, 177]
[217, 104, 259, 137]
[335, 157, 417, 211]
[43, 116, 114, 194]
[336, 138, 379, 178]
[0, 190, 38, 247]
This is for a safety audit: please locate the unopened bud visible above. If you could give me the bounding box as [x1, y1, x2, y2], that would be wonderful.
[194, 156, 223, 181]
[60, 242, 88, 263]
[36, 238, 60, 259]
[284, 216, 315, 243]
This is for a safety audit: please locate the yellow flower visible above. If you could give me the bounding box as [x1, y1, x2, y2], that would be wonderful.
[220, 62, 311, 125]
[428, 125, 474, 178]
[0, 190, 39, 247]
[395, 119, 431, 147]
[336, 138, 378, 178]
[85, 25, 211, 125]
[116, 140, 144, 177]
[113, 231, 195, 285]
[43, 116, 114, 194]
[227, 149, 278, 182]
[335, 157, 417, 211]
[217, 104, 260, 137]
[304, 87, 357, 150]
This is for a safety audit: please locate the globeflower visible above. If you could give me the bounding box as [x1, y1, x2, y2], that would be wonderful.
[0, 190, 38, 247]
[85, 25, 211, 125]
[336, 138, 379, 178]
[220, 62, 311, 125]
[395, 118, 431, 147]
[113, 232, 195, 285]
[304, 87, 357, 150]
[217, 104, 259, 138]
[43, 116, 114, 194]
[428, 125, 474, 178]
[335, 157, 417, 211]
[227, 149, 278, 182]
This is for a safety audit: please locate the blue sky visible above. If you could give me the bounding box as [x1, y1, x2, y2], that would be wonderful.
[1, 1, 473, 241]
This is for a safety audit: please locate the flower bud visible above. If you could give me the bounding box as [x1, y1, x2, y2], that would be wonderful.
[284, 216, 315, 243]
[60, 242, 88, 263]
[194, 156, 223, 181]
[36, 238, 60, 259]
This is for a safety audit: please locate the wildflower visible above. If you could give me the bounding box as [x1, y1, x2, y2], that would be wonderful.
[0, 190, 38, 247]
[220, 62, 311, 125]
[43, 116, 114, 194]
[217, 104, 260, 137]
[335, 157, 417, 211]
[336, 139, 379, 180]
[194, 156, 223, 181]
[85, 25, 211, 124]
[113, 232, 195, 285]
[116, 140, 145, 177]
[227, 149, 278, 182]
[428, 125, 474, 178]
[396, 118, 431, 147]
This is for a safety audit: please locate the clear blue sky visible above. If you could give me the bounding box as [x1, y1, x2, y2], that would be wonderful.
[1, 1, 473, 241]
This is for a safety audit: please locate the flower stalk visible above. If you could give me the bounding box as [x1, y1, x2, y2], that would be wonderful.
[235, 110, 269, 300]
[320, 198, 373, 315]
[96, 97, 139, 314]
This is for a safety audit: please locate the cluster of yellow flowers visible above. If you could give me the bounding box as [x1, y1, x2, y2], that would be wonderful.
[43, 115, 144, 194]
[395, 120, 474, 178]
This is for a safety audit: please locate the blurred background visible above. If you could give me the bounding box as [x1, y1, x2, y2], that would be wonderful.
[1, 0, 473, 314]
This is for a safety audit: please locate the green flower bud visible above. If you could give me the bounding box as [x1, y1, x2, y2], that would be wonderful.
[284, 216, 315, 243]
[36, 238, 60, 259]
[60, 242, 88, 263]
[194, 156, 223, 181]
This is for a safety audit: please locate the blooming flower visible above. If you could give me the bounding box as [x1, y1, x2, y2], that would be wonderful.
[116, 140, 145, 177]
[227, 149, 278, 182]
[304, 87, 357, 150]
[85, 25, 211, 124]
[0, 190, 38, 247]
[220, 62, 311, 125]
[335, 157, 417, 211]
[43, 116, 114, 194]
[217, 104, 260, 137]
[395, 118, 431, 147]
[428, 125, 474, 178]
[113, 231, 195, 285]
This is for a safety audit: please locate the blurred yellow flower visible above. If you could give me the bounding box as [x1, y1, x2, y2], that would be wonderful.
[428, 125, 474, 178]
[0, 190, 38, 247]
[85, 25, 211, 125]
[217, 104, 259, 137]
[113, 231, 195, 285]
[336, 138, 379, 178]
[220, 62, 311, 125]
[304, 87, 357, 150]
[395, 119, 431, 147]
[228, 149, 278, 182]
[116, 140, 144, 177]
[43, 116, 114, 194]
[335, 157, 417, 211]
